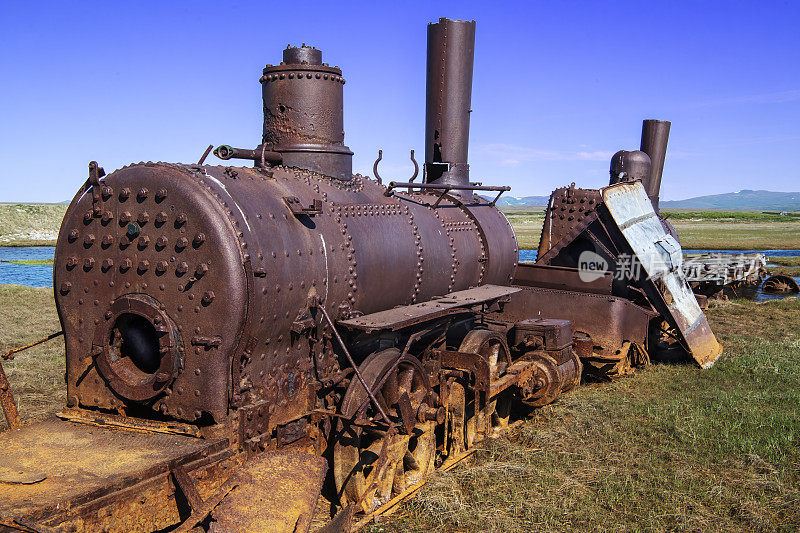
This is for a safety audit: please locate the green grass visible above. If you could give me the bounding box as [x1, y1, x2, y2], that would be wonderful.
[0, 285, 64, 430]
[2, 286, 800, 530]
[376, 297, 800, 532]
[500, 207, 546, 251]
[764, 257, 800, 277]
[0, 203, 66, 246]
[662, 210, 800, 222]
[500, 207, 800, 250]
[670, 220, 800, 250]
[1, 259, 54, 266]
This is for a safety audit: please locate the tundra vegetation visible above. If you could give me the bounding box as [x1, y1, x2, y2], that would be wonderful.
[1, 285, 798, 532]
[500, 206, 800, 251]
[0, 203, 66, 246]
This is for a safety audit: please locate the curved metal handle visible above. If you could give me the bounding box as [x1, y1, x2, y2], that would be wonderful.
[372, 149, 383, 184]
[409, 150, 419, 182]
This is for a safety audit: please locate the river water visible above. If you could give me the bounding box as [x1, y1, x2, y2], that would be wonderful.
[0, 247, 55, 287]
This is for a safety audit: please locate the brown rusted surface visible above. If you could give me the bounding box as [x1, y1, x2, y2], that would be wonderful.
[57, 406, 201, 437]
[0, 419, 230, 528]
[208, 451, 328, 533]
[424, 18, 475, 191]
[513, 263, 612, 295]
[763, 274, 800, 294]
[0, 358, 20, 430]
[497, 286, 656, 358]
[537, 186, 603, 259]
[338, 285, 519, 332]
[333, 350, 435, 513]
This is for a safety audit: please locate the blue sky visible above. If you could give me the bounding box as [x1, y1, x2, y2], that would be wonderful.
[1, 1, 798, 202]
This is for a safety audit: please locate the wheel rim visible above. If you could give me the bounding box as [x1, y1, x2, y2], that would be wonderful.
[458, 329, 511, 379]
[458, 329, 512, 440]
[333, 349, 435, 512]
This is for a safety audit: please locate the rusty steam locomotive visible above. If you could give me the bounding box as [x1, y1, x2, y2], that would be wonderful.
[0, 17, 720, 532]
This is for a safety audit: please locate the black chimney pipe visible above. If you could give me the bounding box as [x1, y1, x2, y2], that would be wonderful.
[424, 18, 476, 191]
[639, 119, 671, 212]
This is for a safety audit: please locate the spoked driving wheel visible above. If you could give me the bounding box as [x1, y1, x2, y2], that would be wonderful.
[458, 329, 512, 441]
[333, 348, 436, 513]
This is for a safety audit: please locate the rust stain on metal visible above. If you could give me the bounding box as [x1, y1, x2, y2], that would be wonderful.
[0, 358, 21, 430]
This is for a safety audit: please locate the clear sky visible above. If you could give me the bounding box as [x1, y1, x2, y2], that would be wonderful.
[1, 1, 798, 203]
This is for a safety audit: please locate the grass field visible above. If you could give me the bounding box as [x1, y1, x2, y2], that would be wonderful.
[2, 285, 799, 531]
[500, 206, 547, 252]
[0, 203, 66, 246]
[500, 207, 800, 250]
[0, 285, 64, 426]
[374, 297, 800, 532]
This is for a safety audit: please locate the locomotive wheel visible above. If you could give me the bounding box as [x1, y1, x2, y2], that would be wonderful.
[458, 329, 511, 379]
[523, 353, 563, 407]
[333, 349, 436, 513]
[441, 379, 468, 466]
[562, 348, 583, 394]
[458, 329, 511, 440]
[492, 389, 513, 430]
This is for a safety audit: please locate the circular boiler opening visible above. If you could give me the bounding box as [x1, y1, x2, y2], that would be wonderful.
[109, 313, 161, 379]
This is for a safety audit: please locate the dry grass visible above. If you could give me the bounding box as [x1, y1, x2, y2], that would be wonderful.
[0, 203, 66, 246]
[500, 207, 800, 251]
[2, 284, 800, 531]
[766, 257, 800, 277]
[0, 285, 64, 430]
[500, 207, 546, 251]
[374, 297, 800, 532]
[670, 221, 800, 250]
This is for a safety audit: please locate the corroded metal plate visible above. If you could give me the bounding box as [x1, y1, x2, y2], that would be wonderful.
[602, 182, 722, 368]
[0, 420, 226, 523]
[211, 451, 327, 533]
[338, 284, 520, 332]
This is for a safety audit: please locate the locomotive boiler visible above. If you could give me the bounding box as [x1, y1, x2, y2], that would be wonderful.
[0, 17, 719, 533]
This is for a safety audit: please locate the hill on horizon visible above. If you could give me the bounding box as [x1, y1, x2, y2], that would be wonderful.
[495, 195, 551, 206]
[497, 189, 800, 211]
[660, 190, 800, 211]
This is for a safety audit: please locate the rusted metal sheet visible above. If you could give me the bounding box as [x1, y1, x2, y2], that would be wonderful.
[537, 186, 603, 259]
[602, 181, 722, 368]
[58, 406, 201, 437]
[209, 452, 327, 533]
[0, 420, 230, 528]
[497, 285, 655, 357]
[338, 285, 520, 332]
[0, 359, 20, 430]
[763, 274, 800, 294]
[513, 263, 612, 295]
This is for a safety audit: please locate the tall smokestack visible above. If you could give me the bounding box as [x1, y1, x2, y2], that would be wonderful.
[424, 18, 476, 190]
[640, 119, 671, 212]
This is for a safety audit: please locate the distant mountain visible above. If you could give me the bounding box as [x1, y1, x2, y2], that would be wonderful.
[498, 190, 800, 211]
[496, 195, 550, 206]
[660, 190, 800, 211]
